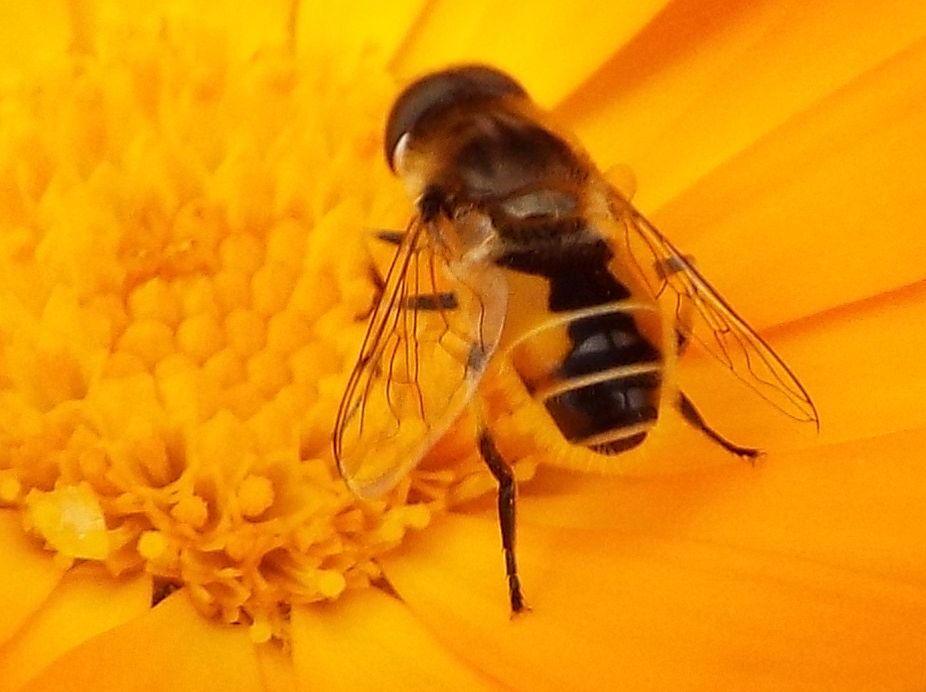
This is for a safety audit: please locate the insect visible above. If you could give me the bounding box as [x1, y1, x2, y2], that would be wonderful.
[333, 65, 818, 613]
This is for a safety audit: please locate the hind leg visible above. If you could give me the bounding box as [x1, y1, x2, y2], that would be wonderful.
[676, 391, 759, 460]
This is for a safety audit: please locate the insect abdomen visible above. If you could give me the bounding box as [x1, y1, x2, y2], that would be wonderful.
[499, 236, 665, 455]
[544, 311, 662, 453]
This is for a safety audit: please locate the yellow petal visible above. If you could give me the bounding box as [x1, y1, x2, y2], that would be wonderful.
[291, 588, 495, 690]
[382, 513, 926, 689]
[22, 590, 264, 692]
[0, 511, 64, 648]
[0, 565, 149, 691]
[563, 0, 926, 209]
[392, 0, 672, 104]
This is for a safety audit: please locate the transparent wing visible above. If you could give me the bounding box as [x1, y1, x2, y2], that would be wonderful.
[604, 189, 819, 428]
[333, 217, 508, 498]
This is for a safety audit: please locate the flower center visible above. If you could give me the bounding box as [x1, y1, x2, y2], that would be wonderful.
[0, 25, 510, 642]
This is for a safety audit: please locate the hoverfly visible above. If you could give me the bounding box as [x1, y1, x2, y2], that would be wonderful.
[333, 65, 818, 613]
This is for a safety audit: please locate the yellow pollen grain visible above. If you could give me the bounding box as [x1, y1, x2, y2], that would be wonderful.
[251, 262, 296, 316]
[247, 350, 291, 396]
[224, 381, 263, 419]
[265, 219, 306, 267]
[137, 529, 169, 560]
[225, 308, 266, 357]
[0, 473, 21, 503]
[53, 553, 75, 570]
[289, 342, 340, 384]
[238, 474, 274, 518]
[213, 268, 252, 313]
[249, 617, 273, 644]
[171, 494, 209, 529]
[178, 277, 220, 318]
[77, 447, 109, 484]
[376, 504, 432, 543]
[219, 233, 264, 274]
[177, 313, 225, 363]
[223, 533, 252, 562]
[316, 569, 347, 599]
[290, 272, 338, 318]
[103, 352, 148, 377]
[266, 309, 312, 355]
[35, 350, 85, 406]
[130, 433, 174, 488]
[117, 319, 175, 367]
[203, 349, 246, 388]
[24, 484, 109, 559]
[404, 503, 431, 530]
[128, 278, 182, 326]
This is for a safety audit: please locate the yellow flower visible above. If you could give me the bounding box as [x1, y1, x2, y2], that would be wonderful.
[2, 1, 926, 690]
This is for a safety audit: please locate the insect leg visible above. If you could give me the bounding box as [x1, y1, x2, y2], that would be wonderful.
[652, 254, 696, 280]
[676, 391, 760, 460]
[374, 229, 406, 245]
[404, 292, 458, 311]
[365, 248, 458, 313]
[477, 429, 527, 614]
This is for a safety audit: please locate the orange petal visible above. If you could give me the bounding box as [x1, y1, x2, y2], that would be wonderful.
[520, 427, 926, 583]
[291, 588, 495, 690]
[563, 0, 926, 209]
[255, 640, 298, 692]
[23, 590, 264, 692]
[0, 510, 64, 648]
[0, 564, 149, 691]
[679, 279, 926, 448]
[392, 0, 673, 104]
[652, 39, 926, 326]
[382, 513, 926, 689]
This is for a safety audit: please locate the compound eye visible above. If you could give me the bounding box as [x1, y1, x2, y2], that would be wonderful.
[384, 65, 527, 171]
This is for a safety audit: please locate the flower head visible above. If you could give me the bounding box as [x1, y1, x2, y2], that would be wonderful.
[2, 1, 926, 690]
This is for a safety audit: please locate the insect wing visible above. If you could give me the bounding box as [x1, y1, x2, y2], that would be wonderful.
[604, 189, 818, 428]
[333, 218, 508, 498]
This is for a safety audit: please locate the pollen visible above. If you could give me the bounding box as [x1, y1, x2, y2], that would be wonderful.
[0, 22, 535, 642]
[137, 530, 169, 560]
[0, 472, 21, 503]
[171, 494, 209, 529]
[237, 474, 274, 518]
[23, 484, 109, 560]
